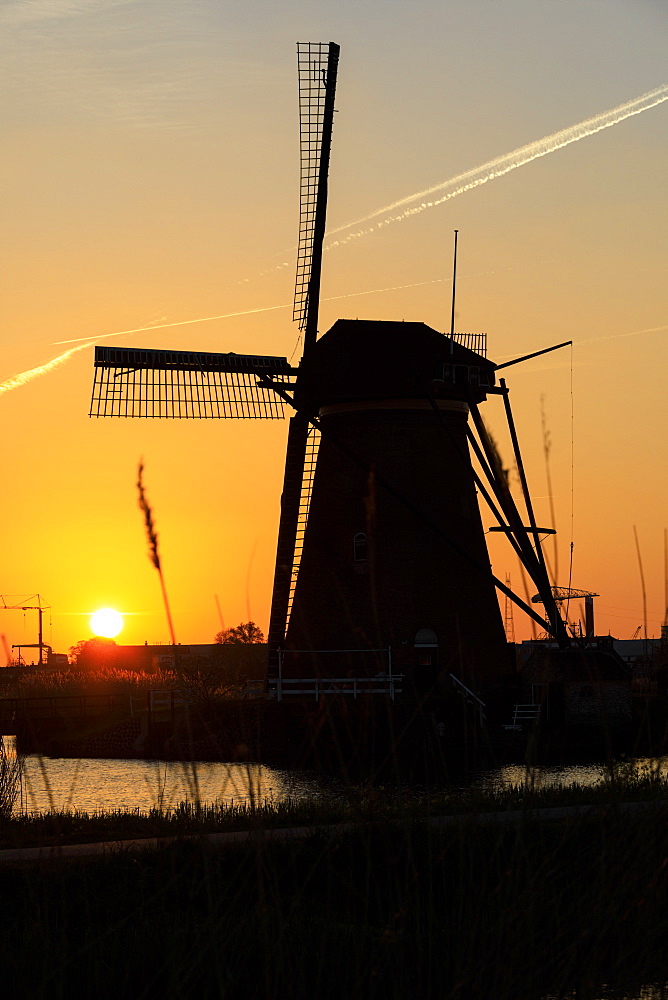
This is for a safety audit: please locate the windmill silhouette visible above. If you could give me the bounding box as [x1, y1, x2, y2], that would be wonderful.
[90, 42, 571, 701]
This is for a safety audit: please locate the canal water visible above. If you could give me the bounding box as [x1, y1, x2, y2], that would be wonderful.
[6, 737, 668, 815]
[16, 749, 319, 815]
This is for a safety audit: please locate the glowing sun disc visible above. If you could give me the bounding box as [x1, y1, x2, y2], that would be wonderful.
[90, 608, 124, 638]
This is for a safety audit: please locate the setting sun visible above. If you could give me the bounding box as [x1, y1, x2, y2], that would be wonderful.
[90, 608, 124, 639]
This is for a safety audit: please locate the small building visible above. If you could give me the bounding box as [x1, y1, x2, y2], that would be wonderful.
[520, 637, 632, 732]
[73, 642, 267, 685]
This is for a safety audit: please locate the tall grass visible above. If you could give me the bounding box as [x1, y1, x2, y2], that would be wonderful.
[0, 664, 177, 699]
[137, 460, 203, 804]
[137, 459, 177, 647]
[3, 768, 668, 848]
[2, 802, 668, 999]
[0, 737, 24, 818]
[4, 466, 664, 1000]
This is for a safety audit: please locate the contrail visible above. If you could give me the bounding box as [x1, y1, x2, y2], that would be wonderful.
[4, 278, 457, 397]
[325, 83, 668, 248]
[5, 78, 665, 406]
[492, 324, 667, 364]
[579, 323, 668, 345]
[4, 312, 664, 402]
[54, 303, 290, 345]
[53, 277, 458, 346]
[0, 343, 92, 399]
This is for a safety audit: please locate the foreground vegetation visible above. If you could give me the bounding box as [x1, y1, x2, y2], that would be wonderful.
[2, 766, 668, 849]
[0, 664, 176, 698]
[2, 800, 668, 999]
[2, 754, 668, 997]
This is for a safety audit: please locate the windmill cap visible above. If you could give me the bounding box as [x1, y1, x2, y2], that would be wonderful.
[304, 318, 496, 405]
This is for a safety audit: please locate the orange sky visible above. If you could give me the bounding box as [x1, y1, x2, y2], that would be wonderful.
[1, 1, 666, 656]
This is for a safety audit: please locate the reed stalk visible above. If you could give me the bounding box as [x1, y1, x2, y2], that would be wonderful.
[136, 460, 201, 804]
[137, 460, 176, 647]
[0, 737, 25, 818]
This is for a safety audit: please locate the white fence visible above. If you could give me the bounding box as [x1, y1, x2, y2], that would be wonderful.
[269, 647, 402, 701]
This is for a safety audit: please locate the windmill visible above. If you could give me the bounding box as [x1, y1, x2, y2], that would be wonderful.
[90, 42, 571, 700]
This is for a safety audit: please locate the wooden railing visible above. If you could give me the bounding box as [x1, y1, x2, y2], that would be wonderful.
[271, 647, 401, 701]
[449, 673, 487, 727]
[269, 674, 402, 702]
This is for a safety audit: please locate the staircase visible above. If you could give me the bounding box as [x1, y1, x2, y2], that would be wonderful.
[504, 703, 541, 731]
[449, 673, 487, 728]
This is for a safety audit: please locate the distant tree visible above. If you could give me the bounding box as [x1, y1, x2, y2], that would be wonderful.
[209, 622, 266, 692]
[69, 637, 117, 667]
[214, 621, 265, 645]
[68, 640, 86, 665]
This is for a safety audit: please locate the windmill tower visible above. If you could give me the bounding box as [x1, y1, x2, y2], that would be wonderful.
[90, 42, 570, 699]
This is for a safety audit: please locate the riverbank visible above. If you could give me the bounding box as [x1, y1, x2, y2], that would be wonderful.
[1, 798, 666, 865]
[3, 768, 668, 849]
[8, 689, 668, 769]
[3, 793, 668, 999]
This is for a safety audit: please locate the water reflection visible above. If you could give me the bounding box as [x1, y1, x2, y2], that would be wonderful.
[7, 736, 668, 816]
[17, 751, 320, 815]
[544, 986, 668, 999]
[475, 756, 668, 793]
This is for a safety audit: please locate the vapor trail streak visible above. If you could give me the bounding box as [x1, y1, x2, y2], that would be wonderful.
[579, 324, 668, 345]
[53, 278, 457, 347]
[54, 303, 290, 345]
[0, 343, 92, 398]
[5, 313, 665, 402]
[6, 278, 456, 398]
[325, 83, 668, 248]
[5, 85, 663, 402]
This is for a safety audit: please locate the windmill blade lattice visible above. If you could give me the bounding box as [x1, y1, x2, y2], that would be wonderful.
[90, 346, 292, 419]
[285, 423, 320, 632]
[293, 41, 339, 333]
[265, 42, 340, 676]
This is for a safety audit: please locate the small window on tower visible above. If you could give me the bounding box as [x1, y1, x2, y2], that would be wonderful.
[414, 628, 438, 647]
[353, 532, 368, 562]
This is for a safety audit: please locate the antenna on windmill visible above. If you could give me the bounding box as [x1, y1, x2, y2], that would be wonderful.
[449, 229, 458, 353]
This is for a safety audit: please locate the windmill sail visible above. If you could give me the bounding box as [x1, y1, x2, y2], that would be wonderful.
[266, 43, 338, 671]
[90, 346, 292, 419]
[87, 43, 341, 679]
[293, 41, 339, 344]
[286, 423, 320, 626]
